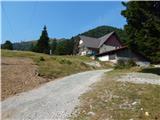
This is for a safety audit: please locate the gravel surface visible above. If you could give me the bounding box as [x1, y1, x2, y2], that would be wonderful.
[2, 69, 112, 120]
[118, 73, 160, 85]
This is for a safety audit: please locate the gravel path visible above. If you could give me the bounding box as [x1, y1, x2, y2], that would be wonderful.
[2, 69, 112, 120]
[118, 73, 160, 85]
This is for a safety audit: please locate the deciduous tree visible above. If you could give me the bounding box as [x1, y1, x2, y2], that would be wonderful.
[2, 40, 13, 50]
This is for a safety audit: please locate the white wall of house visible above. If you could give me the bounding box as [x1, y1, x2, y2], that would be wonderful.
[98, 53, 118, 63]
[79, 40, 83, 45]
[80, 51, 87, 56]
[98, 55, 109, 61]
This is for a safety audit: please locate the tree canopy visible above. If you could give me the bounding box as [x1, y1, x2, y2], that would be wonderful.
[121, 1, 160, 63]
[1, 40, 13, 50]
[50, 39, 57, 54]
[54, 39, 74, 55]
[35, 26, 50, 54]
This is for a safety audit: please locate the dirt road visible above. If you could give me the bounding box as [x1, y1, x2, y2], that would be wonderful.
[2, 69, 112, 120]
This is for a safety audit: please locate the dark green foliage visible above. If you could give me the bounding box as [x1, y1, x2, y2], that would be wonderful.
[82, 26, 128, 43]
[114, 59, 136, 69]
[127, 59, 136, 67]
[1, 40, 13, 50]
[35, 26, 50, 54]
[39, 56, 45, 61]
[13, 41, 35, 51]
[30, 42, 37, 52]
[50, 39, 57, 54]
[72, 36, 81, 55]
[121, 1, 160, 63]
[114, 59, 126, 69]
[55, 39, 74, 55]
[140, 67, 160, 75]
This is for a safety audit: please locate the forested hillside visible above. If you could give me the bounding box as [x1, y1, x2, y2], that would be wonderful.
[11, 25, 127, 53]
[81, 25, 128, 42]
[13, 41, 35, 51]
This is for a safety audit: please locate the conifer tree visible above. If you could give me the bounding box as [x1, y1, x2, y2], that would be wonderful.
[121, 1, 160, 63]
[36, 26, 50, 54]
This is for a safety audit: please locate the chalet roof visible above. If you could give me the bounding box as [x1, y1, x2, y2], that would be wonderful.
[79, 31, 115, 49]
[98, 31, 115, 48]
[79, 36, 100, 48]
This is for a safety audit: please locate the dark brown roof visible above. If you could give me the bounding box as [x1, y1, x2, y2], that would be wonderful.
[79, 31, 115, 49]
[98, 31, 115, 48]
[95, 46, 128, 57]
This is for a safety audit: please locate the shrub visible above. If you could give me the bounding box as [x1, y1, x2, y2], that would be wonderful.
[114, 59, 126, 69]
[39, 56, 45, 61]
[114, 59, 137, 69]
[127, 59, 136, 67]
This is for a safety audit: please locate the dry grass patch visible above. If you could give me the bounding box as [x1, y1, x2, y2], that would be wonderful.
[71, 69, 160, 120]
[1, 50, 111, 100]
[1, 57, 48, 100]
[1, 50, 98, 79]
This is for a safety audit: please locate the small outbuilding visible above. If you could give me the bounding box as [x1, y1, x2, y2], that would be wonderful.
[95, 46, 150, 67]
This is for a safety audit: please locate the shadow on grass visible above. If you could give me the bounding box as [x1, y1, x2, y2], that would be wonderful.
[140, 67, 160, 75]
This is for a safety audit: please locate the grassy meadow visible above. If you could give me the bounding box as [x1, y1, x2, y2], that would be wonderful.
[1, 49, 111, 79]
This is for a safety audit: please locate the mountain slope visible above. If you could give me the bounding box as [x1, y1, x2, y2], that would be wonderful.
[73, 25, 128, 54]
[81, 25, 128, 43]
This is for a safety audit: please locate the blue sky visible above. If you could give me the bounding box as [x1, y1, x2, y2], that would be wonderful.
[2, 1, 126, 43]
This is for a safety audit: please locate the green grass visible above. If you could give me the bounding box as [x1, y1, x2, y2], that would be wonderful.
[71, 69, 160, 120]
[1, 49, 110, 78]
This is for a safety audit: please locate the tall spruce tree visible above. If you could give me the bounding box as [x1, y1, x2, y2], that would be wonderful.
[121, 1, 160, 63]
[36, 26, 50, 54]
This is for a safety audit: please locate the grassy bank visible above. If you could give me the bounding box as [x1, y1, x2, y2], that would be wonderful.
[1, 50, 112, 100]
[72, 69, 160, 120]
[1, 50, 111, 79]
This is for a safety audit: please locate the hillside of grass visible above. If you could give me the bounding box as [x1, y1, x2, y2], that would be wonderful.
[72, 69, 160, 120]
[1, 50, 110, 79]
